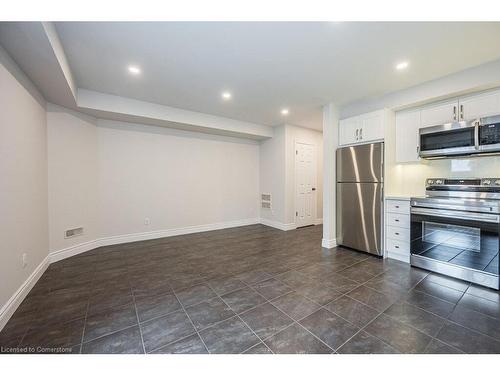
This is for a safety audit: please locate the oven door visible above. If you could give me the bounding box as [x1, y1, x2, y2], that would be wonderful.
[410, 207, 499, 289]
[419, 121, 477, 158]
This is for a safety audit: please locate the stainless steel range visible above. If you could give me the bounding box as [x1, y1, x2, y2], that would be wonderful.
[410, 178, 500, 289]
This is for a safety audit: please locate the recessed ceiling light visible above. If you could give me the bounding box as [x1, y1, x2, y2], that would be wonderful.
[128, 65, 141, 75]
[395, 61, 409, 71]
[281, 108, 289, 116]
[221, 91, 232, 100]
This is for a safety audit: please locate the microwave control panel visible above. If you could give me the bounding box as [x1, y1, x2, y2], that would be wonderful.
[479, 122, 500, 145]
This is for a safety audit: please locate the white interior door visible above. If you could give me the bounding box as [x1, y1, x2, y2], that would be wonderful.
[295, 142, 316, 228]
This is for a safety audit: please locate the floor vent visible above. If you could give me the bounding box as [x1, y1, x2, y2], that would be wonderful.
[261, 193, 271, 209]
[65, 227, 83, 238]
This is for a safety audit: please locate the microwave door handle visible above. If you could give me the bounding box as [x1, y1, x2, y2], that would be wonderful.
[411, 207, 499, 223]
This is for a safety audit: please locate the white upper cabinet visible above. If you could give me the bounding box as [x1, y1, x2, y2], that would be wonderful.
[420, 100, 458, 128]
[394, 87, 500, 163]
[459, 91, 500, 121]
[339, 116, 361, 145]
[360, 111, 384, 142]
[395, 110, 421, 163]
[339, 109, 385, 146]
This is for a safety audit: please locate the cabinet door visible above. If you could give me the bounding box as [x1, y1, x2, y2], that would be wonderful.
[420, 101, 458, 127]
[395, 110, 421, 163]
[339, 117, 361, 145]
[459, 90, 500, 121]
[359, 110, 384, 142]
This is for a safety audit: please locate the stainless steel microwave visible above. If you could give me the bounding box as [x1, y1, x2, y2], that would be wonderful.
[419, 114, 500, 159]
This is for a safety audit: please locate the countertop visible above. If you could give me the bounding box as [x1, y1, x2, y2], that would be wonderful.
[384, 195, 412, 201]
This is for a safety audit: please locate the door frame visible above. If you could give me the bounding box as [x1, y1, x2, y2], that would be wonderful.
[294, 141, 317, 228]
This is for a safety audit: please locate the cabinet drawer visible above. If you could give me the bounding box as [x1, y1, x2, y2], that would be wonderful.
[386, 238, 410, 255]
[387, 212, 410, 229]
[386, 200, 410, 214]
[386, 226, 410, 242]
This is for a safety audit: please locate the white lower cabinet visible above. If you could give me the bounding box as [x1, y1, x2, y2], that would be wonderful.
[385, 197, 411, 263]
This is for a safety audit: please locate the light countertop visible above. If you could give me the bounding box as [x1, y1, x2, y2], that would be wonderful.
[384, 195, 412, 201]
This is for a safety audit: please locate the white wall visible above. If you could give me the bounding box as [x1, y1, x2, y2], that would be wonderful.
[47, 112, 261, 250]
[259, 126, 287, 224]
[322, 104, 339, 248]
[0, 57, 48, 316]
[47, 105, 99, 253]
[97, 120, 260, 238]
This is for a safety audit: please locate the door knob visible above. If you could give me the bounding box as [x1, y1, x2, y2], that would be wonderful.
[312, 188, 316, 191]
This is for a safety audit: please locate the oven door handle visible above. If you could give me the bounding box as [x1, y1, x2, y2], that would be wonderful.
[411, 207, 500, 223]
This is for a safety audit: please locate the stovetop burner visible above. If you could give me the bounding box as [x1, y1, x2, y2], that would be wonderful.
[410, 177, 500, 214]
[423, 177, 500, 201]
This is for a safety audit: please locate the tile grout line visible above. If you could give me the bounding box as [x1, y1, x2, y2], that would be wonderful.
[171, 289, 212, 355]
[334, 308, 393, 353]
[246, 283, 338, 353]
[81, 323, 140, 346]
[78, 295, 92, 354]
[230, 256, 394, 353]
[130, 285, 147, 354]
[204, 283, 274, 354]
[76, 268, 96, 354]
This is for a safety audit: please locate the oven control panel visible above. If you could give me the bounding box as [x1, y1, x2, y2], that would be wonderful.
[426, 178, 500, 187]
[426, 179, 444, 186]
[481, 178, 500, 186]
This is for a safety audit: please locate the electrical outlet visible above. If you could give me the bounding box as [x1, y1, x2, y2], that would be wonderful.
[22, 253, 28, 268]
[144, 218, 150, 225]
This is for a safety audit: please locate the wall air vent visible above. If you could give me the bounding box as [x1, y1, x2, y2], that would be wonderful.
[261, 193, 271, 209]
[65, 227, 83, 239]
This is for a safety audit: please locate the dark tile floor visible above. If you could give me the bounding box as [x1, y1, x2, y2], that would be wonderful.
[1, 224, 500, 354]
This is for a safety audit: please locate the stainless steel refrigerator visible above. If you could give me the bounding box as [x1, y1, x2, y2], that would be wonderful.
[336, 142, 384, 256]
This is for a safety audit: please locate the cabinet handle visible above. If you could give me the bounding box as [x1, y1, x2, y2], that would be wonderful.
[395, 232, 400, 235]
[394, 219, 400, 222]
[395, 245, 400, 249]
[395, 205, 400, 208]
[355, 128, 359, 141]
[460, 104, 464, 120]
[359, 128, 363, 140]
[453, 106, 457, 121]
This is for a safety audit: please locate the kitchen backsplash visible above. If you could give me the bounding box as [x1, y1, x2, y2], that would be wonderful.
[386, 155, 500, 196]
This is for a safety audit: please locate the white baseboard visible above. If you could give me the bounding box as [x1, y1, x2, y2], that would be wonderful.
[49, 217, 260, 263]
[0, 256, 49, 331]
[49, 239, 102, 263]
[259, 218, 296, 231]
[98, 218, 260, 247]
[321, 238, 337, 249]
[1, 217, 262, 333]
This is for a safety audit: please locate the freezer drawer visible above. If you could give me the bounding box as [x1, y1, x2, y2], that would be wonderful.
[336, 182, 383, 256]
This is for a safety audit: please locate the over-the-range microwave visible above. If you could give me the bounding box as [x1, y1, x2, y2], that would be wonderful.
[419, 114, 500, 159]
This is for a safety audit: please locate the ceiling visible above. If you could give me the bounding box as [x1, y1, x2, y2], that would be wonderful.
[53, 22, 500, 130]
[2, 22, 500, 132]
